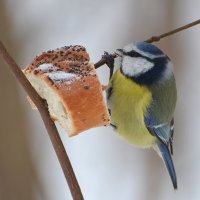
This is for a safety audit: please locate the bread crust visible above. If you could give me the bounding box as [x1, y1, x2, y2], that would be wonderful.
[24, 45, 110, 136]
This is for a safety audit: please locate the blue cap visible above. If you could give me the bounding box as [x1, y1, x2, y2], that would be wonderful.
[136, 41, 164, 56]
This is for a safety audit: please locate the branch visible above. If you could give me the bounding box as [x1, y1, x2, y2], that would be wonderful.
[94, 19, 200, 69]
[145, 19, 200, 43]
[0, 41, 84, 200]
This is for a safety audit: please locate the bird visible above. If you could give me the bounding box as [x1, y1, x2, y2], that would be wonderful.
[106, 41, 177, 189]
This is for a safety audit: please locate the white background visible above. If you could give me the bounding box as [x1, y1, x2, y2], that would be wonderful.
[0, 0, 200, 200]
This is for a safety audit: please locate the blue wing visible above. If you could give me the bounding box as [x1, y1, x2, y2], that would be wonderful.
[144, 76, 177, 189]
[144, 75, 176, 153]
[145, 114, 174, 153]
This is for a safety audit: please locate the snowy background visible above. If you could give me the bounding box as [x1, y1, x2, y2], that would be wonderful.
[0, 0, 200, 199]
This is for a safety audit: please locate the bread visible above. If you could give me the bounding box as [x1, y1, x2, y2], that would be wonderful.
[24, 45, 110, 136]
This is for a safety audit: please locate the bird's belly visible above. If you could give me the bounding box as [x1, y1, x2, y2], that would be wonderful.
[111, 110, 156, 148]
[110, 78, 156, 147]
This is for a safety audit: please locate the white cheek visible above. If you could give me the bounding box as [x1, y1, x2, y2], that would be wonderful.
[122, 56, 154, 77]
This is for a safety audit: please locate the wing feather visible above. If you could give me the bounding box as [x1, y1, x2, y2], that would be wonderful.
[144, 75, 176, 152]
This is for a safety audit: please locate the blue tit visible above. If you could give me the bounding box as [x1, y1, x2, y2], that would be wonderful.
[106, 41, 177, 189]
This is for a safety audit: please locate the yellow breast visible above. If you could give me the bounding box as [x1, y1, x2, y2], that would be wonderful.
[109, 70, 156, 147]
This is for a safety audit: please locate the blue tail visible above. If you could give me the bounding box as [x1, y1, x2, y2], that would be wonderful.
[157, 142, 177, 189]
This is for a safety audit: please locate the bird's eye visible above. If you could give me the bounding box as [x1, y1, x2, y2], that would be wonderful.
[125, 51, 141, 57]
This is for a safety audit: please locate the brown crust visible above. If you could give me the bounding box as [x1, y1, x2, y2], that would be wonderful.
[24, 45, 110, 136]
[24, 45, 89, 73]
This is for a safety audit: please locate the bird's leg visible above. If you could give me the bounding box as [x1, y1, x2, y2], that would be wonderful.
[102, 52, 115, 79]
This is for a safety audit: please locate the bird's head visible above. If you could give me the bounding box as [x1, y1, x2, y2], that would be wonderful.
[116, 41, 173, 85]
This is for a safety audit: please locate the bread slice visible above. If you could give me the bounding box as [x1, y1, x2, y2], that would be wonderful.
[24, 45, 110, 136]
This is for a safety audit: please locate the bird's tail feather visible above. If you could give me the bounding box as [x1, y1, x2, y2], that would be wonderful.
[157, 142, 177, 189]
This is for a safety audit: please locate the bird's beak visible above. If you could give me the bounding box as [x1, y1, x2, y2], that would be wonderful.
[115, 49, 123, 57]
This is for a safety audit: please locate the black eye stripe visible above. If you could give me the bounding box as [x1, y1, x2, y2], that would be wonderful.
[123, 50, 141, 57]
[123, 50, 155, 63]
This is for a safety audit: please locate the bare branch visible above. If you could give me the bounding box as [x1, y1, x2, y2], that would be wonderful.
[145, 19, 200, 43]
[0, 41, 84, 200]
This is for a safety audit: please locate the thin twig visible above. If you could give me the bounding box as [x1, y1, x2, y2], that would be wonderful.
[0, 41, 84, 200]
[94, 19, 200, 69]
[145, 19, 200, 43]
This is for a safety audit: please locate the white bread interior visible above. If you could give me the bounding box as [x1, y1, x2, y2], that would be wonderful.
[26, 72, 74, 133]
